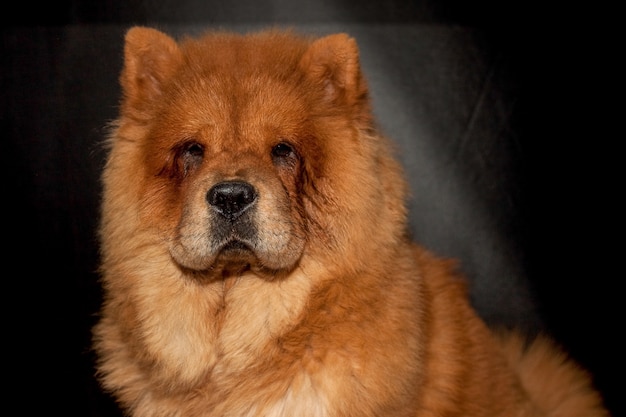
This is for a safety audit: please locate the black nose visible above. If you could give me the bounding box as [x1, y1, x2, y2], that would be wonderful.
[207, 181, 257, 220]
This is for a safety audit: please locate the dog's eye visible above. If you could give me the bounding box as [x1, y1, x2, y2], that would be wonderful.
[271, 142, 296, 162]
[174, 141, 204, 176]
[184, 142, 204, 158]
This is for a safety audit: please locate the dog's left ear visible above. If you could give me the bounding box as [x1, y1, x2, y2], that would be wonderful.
[299, 34, 366, 107]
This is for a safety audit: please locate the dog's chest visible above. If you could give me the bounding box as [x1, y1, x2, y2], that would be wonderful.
[259, 384, 329, 417]
[206, 364, 332, 417]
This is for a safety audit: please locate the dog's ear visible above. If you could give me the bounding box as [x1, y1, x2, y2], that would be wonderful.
[299, 34, 366, 107]
[120, 27, 182, 114]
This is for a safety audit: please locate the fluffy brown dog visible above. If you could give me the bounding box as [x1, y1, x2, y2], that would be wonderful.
[93, 27, 609, 417]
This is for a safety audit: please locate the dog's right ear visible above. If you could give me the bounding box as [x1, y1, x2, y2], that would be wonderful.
[120, 27, 181, 114]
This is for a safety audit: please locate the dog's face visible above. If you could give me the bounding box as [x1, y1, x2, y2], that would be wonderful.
[109, 29, 384, 280]
[146, 74, 311, 275]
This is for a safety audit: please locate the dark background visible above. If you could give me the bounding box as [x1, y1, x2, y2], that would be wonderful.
[2, 1, 621, 416]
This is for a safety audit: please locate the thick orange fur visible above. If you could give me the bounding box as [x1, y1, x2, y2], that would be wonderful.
[93, 27, 609, 417]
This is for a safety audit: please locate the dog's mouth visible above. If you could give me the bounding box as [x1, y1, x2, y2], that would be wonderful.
[213, 238, 257, 267]
[220, 239, 252, 253]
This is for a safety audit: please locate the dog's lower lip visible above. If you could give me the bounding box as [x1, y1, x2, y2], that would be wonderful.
[222, 240, 250, 251]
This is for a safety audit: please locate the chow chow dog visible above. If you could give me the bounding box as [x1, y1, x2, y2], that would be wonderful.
[93, 27, 609, 417]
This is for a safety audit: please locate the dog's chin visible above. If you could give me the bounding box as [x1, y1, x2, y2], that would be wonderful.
[213, 241, 256, 274]
[170, 240, 252, 274]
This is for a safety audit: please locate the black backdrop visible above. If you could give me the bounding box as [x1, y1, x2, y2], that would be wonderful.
[2, 1, 621, 416]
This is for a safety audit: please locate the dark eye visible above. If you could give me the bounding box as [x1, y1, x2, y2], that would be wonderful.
[184, 142, 204, 158]
[271, 142, 297, 163]
[178, 141, 204, 175]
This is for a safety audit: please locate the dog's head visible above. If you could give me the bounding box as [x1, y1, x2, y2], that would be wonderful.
[102, 28, 407, 280]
